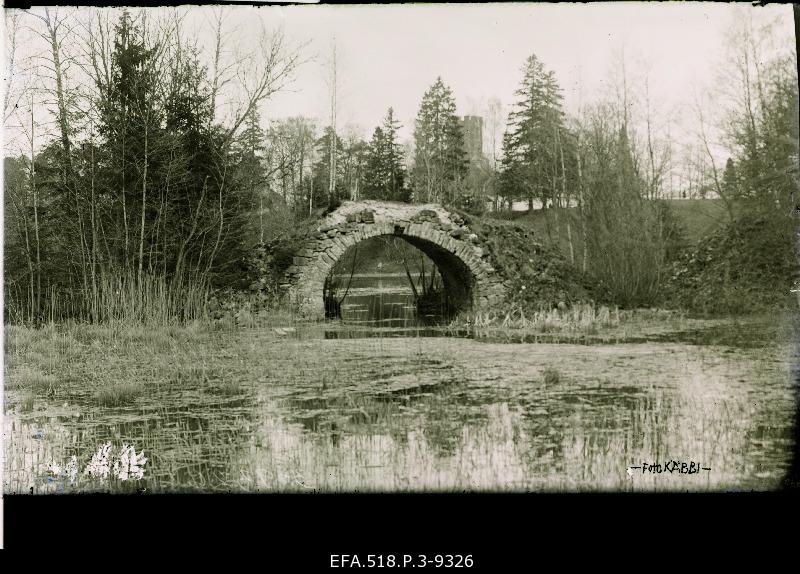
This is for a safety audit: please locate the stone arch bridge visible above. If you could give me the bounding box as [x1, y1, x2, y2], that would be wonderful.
[281, 201, 507, 318]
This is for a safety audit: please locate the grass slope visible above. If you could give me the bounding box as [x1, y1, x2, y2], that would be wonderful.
[495, 199, 730, 249]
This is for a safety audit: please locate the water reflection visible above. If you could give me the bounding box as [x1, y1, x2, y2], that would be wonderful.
[4, 318, 797, 492]
[332, 273, 446, 328]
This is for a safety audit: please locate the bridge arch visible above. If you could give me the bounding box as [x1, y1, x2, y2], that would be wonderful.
[281, 201, 506, 318]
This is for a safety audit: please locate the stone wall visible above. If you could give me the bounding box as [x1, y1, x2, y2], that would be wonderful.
[281, 200, 507, 318]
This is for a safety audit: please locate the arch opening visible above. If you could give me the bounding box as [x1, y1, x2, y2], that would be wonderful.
[283, 201, 504, 319]
[322, 234, 475, 325]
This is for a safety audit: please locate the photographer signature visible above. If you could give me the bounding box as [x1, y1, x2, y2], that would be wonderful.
[627, 461, 711, 477]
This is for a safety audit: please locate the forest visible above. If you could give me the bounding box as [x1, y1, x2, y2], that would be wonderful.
[3, 6, 798, 325]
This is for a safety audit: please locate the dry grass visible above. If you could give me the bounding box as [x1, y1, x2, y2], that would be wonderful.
[460, 303, 622, 332]
[6, 271, 210, 326]
[451, 304, 695, 343]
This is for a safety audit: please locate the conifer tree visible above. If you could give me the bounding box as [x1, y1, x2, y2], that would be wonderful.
[411, 77, 468, 204]
[501, 54, 567, 210]
[364, 107, 408, 201]
[239, 107, 268, 241]
[311, 127, 346, 206]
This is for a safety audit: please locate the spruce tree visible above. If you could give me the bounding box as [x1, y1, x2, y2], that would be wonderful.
[721, 158, 740, 200]
[501, 54, 567, 210]
[364, 126, 387, 199]
[498, 129, 523, 210]
[311, 127, 346, 207]
[364, 107, 408, 201]
[238, 108, 268, 240]
[411, 77, 468, 204]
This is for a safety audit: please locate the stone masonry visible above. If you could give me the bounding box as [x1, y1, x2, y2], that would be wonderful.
[281, 200, 507, 318]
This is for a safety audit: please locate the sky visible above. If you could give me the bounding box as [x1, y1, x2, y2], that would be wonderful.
[234, 2, 794, 142]
[3, 2, 796, 154]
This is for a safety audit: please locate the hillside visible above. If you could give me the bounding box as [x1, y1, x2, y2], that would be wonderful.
[488, 199, 731, 252]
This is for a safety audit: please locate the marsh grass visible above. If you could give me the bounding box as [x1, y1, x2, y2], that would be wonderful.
[207, 379, 245, 396]
[3, 314, 792, 493]
[542, 367, 561, 385]
[452, 304, 696, 343]
[93, 382, 142, 407]
[4, 324, 40, 355]
[459, 303, 621, 332]
[170, 363, 228, 385]
[7, 365, 60, 395]
[20, 394, 35, 413]
[4, 318, 272, 415]
[209, 301, 299, 332]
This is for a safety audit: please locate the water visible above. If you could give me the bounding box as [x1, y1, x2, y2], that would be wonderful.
[3, 294, 798, 492]
[334, 273, 445, 327]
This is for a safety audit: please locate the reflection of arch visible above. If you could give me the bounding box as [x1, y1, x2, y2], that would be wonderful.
[282, 201, 505, 318]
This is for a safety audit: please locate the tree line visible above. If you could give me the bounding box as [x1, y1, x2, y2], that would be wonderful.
[4, 7, 797, 322]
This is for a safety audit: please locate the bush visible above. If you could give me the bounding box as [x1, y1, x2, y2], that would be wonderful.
[667, 209, 796, 314]
[584, 199, 687, 308]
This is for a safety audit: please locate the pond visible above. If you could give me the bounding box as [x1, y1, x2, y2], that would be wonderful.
[337, 273, 421, 327]
[3, 290, 798, 492]
[330, 272, 449, 328]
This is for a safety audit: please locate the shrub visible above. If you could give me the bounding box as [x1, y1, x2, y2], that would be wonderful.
[667, 210, 796, 314]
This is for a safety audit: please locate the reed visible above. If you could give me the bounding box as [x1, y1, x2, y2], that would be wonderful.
[4, 270, 209, 326]
[455, 303, 621, 333]
[93, 271, 209, 325]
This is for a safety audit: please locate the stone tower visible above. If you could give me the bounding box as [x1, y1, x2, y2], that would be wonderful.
[460, 115, 484, 164]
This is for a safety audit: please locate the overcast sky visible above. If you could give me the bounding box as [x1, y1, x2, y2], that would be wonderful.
[243, 2, 794, 141]
[4, 2, 796, 153]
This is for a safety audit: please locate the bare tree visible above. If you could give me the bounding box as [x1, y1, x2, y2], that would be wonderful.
[4, 10, 27, 126]
[21, 93, 42, 320]
[29, 8, 76, 179]
[206, 7, 242, 130]
[226, 22, 304, 146]
[328, 38, 339, 205]
[691, 89, 736, 221]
